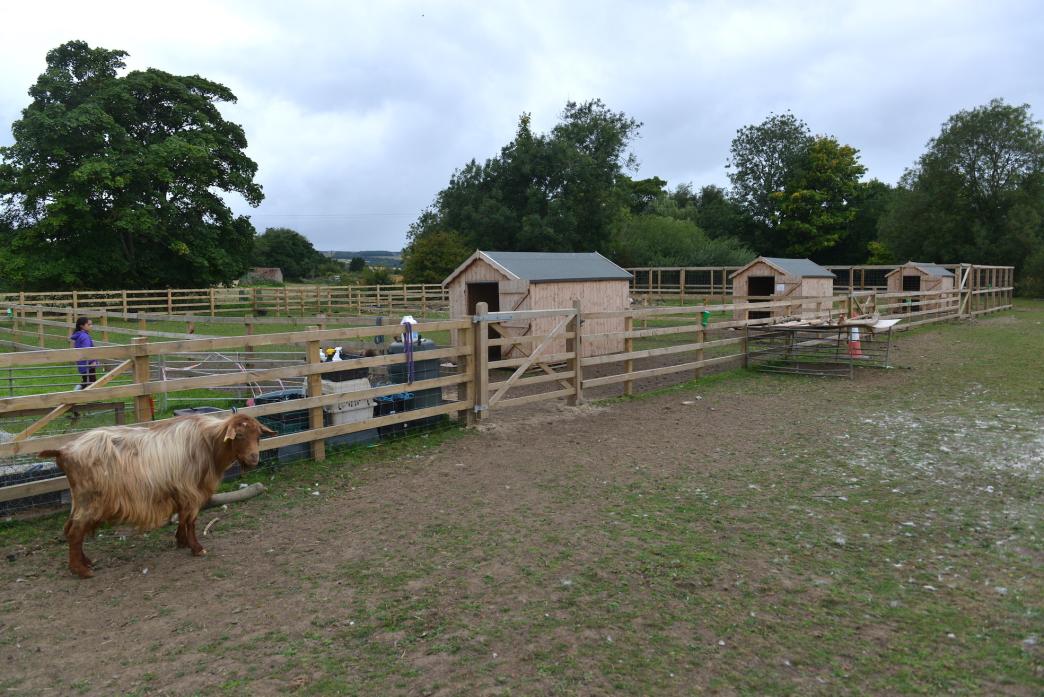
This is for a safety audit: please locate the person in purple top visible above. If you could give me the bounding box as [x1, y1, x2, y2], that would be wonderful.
[70, 317, 99, 390]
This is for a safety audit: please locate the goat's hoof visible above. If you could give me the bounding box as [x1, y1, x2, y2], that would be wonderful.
[192, 548, 207, 557]
[71, 566, 94, 579]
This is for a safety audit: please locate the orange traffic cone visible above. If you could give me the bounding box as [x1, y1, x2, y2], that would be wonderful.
[847, 313, 863, 358]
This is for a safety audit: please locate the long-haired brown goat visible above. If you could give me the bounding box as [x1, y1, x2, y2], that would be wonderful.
[40, 413, 275, 578]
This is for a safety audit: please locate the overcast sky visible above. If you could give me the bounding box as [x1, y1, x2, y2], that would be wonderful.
[1, 1, 1041, 252]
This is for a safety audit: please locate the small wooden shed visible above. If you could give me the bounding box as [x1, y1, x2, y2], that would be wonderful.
[729, 257, 835, 320]
[885, 262, 955, 312]
[443, 251, 632, 358]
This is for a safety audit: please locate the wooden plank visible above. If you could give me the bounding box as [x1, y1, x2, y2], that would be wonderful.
[623, 316, 634, 396]
[474, 302, 489, 419]
[262, 400, 469, 449]
[487, 331, 575, 348]
[489, 370, 575, 391]
[493, 387, 575, 410]
[0, 476, 70, 504]
[581, 337, 742, 367]
[488, 351, 575, 370]
[0, 346, 471, 415]
[306, 332, 325, 462]
[0, 320, 470, 369]
[583, 354, 740, 389]
[11, 359, 133, 441]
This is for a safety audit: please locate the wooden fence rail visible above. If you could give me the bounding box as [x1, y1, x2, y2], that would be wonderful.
[0, 284, 449, 318]
[0, 286, 1013, 510]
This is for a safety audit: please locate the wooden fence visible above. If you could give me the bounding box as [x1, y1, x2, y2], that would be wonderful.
[0, 284, 449, 318]
[627, 264, 1015, 310]
[0, 284, 1014, 512]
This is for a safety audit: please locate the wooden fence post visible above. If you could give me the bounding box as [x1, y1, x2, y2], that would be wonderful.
[131, 337, 152, 423]
[473, 301, 489, 421]
[306, 328, 326, 462]
[121, 290, 128, 315]
[72, 291, 78, 317]
[741, 325, 750, 369]
[209, 288, 216, 317]
[100, 312, 109, 343]
[623, 315, 634, 396]
[679, 269, 686, 303]
[138, 313, 147, 332]
[166, 289, 173, 315]
[36, 310, 44, 348]
[458, 320, 476, 426]
[567, 299, 583, 406]
[694, 308, 704, 381]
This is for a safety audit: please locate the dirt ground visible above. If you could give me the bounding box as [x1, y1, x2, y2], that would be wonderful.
[1, 313, 1041, 696]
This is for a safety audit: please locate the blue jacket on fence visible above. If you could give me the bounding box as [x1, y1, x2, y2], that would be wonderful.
[70, 329, 98, 373]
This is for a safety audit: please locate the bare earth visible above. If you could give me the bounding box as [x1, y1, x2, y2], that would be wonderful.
[1, 318, 1040, 696]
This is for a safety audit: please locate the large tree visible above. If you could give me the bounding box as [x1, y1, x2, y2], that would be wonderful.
[406, 100, 641, 279]
[771, 136, 867, 257]
[727, 112, 813, 232]
[251, 227, 329, 282]
[401, 229, 472, 283]
[0, 41, 263, 290]
[879, 99, 1044, 285]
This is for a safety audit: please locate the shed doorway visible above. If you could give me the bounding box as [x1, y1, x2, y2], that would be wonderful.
[466, 282, 502, 361]
[902, 275, 921, 292]
[747, 275, 774, 320]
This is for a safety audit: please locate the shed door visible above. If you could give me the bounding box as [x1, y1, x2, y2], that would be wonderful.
[466, 282, 499, 314]
[747, 275, 774, 319]
[902, 275, 921, 292]
[466, 282, 501, 361]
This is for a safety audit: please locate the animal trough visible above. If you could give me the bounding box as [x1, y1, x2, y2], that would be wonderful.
[746, 317, 900, 378]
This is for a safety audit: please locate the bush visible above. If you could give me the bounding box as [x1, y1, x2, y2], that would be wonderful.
[609, 214, 755, 268]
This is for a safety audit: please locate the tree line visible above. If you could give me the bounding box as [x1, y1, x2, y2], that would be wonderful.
[2, 41, 1042, 295]
[404, 100, 1044, 295]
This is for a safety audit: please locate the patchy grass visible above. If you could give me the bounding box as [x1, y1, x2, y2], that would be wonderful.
[0, 302, 1040, 695]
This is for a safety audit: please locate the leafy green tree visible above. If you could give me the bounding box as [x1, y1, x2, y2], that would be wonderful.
[658, 184, 759, 243]
[879, 99, 1044, 282]
[348, 256, 366, 272]
[818, 180, 895, 264]
[727, 112, 812, 231]
[251, 227, 327, 282]
[621, 175, 668, 214]
[609, 214, 755, 268]
[401, 230, 472, 283]
[0, 41, 263, 290]
[771, 137, 867, 257]
[408, 100, 641, 255]
[360, 266, 393, 285]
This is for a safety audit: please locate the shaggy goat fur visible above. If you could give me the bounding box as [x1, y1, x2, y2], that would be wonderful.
[41, 413, 274, 578]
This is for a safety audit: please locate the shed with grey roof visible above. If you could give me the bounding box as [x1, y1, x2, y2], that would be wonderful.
[443, 251, 632, 358]
[885, 262, 955, 311]
[728, 257, 836, 321]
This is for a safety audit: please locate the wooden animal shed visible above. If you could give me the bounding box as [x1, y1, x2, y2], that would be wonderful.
[729, 257, 835, 320]
[885, 262, 955, 312]
[444, 251, 632, 359]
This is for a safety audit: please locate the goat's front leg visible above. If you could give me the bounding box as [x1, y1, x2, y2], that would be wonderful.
[182, 509, 206, 557]
[175, 518, 190, 549]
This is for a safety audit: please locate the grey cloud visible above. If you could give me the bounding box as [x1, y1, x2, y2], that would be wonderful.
[1, 0, 1042, 251]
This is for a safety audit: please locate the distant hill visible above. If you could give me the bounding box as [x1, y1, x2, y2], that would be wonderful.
[322, 250, 401, 268]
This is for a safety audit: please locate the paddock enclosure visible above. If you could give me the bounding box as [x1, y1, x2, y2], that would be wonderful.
[1, 297, 1039, 696]
[0, 264, 1013, 516]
